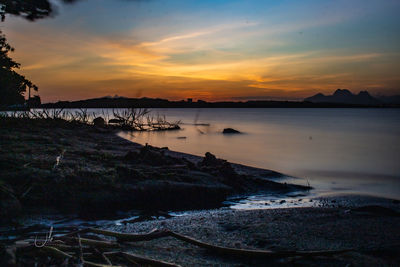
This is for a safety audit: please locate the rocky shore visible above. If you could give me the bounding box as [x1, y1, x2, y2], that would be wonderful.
[1, 117, 399, 266]
[0, 117, 308, 220]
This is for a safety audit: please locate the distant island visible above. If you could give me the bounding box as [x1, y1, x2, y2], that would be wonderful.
[305, 89, 400, 105]
[41, 89, 400, 109]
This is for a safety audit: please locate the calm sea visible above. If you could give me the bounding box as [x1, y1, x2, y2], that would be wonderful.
[118, 108, 400, 200]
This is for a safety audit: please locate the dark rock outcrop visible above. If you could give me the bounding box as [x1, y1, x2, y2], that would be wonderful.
[126, 144, 181, 166]
[108, 118, 124, 124]
[93, 117, 105, 127]
[222, 128, 241, 134]
[199, 152, 239, 185]
[0, 117, 312, 218]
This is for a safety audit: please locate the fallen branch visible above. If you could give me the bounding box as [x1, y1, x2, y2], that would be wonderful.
[88, 228, 352, 258]
[82, 260, 121, 267]
[80, 237, 120, 249]
[95, 248, 113, 266]
[106, 251, 180, 267]
[167, 230, 353, 258]
[77, 234, 84, 265]
[42, 246, 73, 259]
[89, 227, 169, 242]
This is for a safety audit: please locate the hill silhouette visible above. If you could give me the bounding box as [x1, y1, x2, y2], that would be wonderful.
[304, 89, 381, 105]
[40, 94, 399, 109]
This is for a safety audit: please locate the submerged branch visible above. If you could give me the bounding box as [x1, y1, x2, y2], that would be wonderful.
[2, 107, 180, 131]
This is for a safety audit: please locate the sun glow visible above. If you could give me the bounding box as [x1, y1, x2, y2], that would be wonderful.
[3, 0, 399, 102]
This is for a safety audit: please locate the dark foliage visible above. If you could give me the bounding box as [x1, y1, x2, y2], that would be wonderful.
[0, 0, 80, 21]
[0, 31, 37, 106]
[0, 0, 59, 106]
[0, 0, 139, 107]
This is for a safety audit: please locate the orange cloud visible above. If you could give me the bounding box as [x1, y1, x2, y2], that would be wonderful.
[3, 12, 400, 102]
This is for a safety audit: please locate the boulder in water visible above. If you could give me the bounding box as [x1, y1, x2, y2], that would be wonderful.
[108, 118, 124, 124]
[93, 117, 105, 127]
[223, 128, 241, 134]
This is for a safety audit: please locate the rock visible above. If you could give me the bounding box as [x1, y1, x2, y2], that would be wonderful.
[125, 145, 187, 167]
[126, 144, 183, 166]
[116, 165, 144, 182]
[93, 117, 105, 127]
[218, 162, 238, 179]
[108, 118, 124, 124]
[199, 152, 238, 180]
[124, 150, 140, 161]
[201, 152, 220, 167]
[169, 125, 181, 130]
[182, 158, 197, 170]
[222, 128, 241, 134]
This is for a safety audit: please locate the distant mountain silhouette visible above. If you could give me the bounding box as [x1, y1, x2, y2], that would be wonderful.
[304, 89, 381, 105]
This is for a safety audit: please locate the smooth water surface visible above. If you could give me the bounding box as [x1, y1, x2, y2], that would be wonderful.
[119, 108, 400, 200]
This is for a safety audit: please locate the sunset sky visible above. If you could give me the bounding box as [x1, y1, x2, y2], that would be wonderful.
[2, 0, 400, 102]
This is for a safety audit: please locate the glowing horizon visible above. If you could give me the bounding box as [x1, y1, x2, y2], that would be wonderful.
[2, 0, 400, 102]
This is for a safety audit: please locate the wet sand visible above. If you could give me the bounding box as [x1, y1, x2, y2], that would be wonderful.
[105, 194, 400, 266]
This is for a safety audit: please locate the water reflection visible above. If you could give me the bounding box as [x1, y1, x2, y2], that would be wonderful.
[119, 108, 400, 199]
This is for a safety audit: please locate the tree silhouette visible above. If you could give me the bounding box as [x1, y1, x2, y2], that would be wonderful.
[0, 30, 38, 106]
[0, 0, 83, 107]
[0, 0, 80, 22]
[0, 0, 62, 107]
[0, 0, 132, 107]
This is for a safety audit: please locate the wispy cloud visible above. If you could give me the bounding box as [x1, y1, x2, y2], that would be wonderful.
[3, 0, 399, 101]
[141, 21, 258, 47]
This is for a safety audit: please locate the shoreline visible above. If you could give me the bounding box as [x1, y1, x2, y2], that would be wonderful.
[101, 194, 400, 266]
[95, 132, 400, 265]
[123, 132, 291, 181]
[0, 117, 309, 221]
[1, 117, 399, 265]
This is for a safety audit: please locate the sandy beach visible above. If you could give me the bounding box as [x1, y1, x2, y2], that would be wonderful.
[103, 194, 400, 266]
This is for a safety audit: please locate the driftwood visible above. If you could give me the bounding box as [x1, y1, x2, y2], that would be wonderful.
[89, 227, 169, 242]
[11, 227, 355, 266]
[89, 228, 352, 258]
[79, 237, 120, 249]
[42, 246, 73, 259]
[106, 251, 180, 267]
[90, 248, 113, 266]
